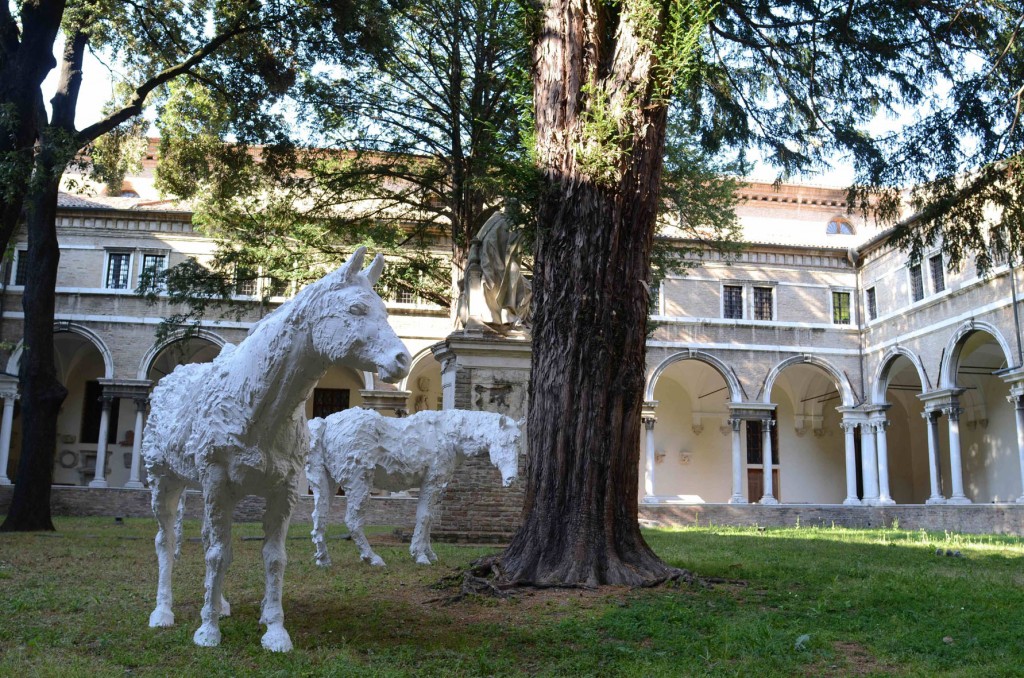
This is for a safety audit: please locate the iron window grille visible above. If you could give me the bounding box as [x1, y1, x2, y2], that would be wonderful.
[909, 263, 924, 302]
[929, 254, 945, 293]
[866, 287, 877, 321]
[723, 285, 743, 319]
[753, 286, 773, 320]
[105, 252, 132, 289]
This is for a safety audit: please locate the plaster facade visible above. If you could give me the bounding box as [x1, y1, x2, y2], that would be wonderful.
[3, 170, 1024, 538]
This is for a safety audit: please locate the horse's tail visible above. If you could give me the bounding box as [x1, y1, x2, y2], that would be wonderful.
[173, 491, 186, 561]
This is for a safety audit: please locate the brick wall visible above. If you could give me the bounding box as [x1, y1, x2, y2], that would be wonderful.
[0, 485, 418, 527]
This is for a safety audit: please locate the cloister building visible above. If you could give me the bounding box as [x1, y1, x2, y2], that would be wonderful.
[2, 161, 1024, 526]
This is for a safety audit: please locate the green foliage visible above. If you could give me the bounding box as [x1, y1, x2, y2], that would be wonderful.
[85, 108, 148, 196]
[3, 518, 1024, 675]
[151, 0, 534, 320]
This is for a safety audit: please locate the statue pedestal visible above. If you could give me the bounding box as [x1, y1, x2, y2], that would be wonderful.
[431, 331, 531, 540]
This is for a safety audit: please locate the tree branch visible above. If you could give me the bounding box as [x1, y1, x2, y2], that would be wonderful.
[76, 21, 255, 145]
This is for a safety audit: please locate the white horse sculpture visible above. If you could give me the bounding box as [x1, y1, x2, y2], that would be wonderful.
[306, 408, 521, 567]
[143, 248, 410, 652]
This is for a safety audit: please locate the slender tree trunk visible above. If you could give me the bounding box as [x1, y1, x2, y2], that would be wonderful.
[498, 0, 681, 585]
[1, 160, 66, 532]
[0, 0, 66, 255]
[1, 29, 85, 532]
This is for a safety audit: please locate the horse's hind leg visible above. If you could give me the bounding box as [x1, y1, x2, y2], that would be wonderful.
[149, 474, 184, 628]
[410, 471, 445, 565]
[344, 471, 384, 566]
[308, 461, 337, 567]
[193, 466, 236, 648]
[260, 485, 297, 652]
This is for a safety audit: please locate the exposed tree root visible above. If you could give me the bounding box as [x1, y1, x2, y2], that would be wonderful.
[428, 554, 735, 606]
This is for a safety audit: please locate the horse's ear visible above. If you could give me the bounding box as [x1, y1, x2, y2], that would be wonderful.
[362, 253, 385, 286]
[337, 246, 367, 283]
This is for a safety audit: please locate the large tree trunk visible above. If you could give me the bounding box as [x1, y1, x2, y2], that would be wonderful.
[498, 0, 680, 585]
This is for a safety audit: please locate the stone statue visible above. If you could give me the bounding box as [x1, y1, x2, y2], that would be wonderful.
[306, 407, 521, 567]
[459, 211, 532, 333]
[143, 248, 411, 652]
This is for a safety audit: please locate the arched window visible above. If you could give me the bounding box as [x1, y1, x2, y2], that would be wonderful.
[826, 217, 855, 235]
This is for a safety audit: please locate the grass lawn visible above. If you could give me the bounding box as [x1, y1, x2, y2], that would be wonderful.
[1, 517, 1023, 676]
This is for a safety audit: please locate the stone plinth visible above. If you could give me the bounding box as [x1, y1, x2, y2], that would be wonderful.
[431, 330, 531, 540]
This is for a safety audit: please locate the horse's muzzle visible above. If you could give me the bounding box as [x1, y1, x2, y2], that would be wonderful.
[378, 350, 412, 383]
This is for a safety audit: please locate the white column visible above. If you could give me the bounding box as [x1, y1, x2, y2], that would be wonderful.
[875, 419, 894, 505]
[1011, 393, 1024, 504]
[841, 421, 860, 505]
[760, 420, 778, 504]
[923, 409, 945, 504]
[642, 416, 656, 501]
[89, 396, 113, 488]
[0, 394, 16, 485]
[861, 421, 880, 505]
[945, 405, 971, 504]
[125, 398, 147, 489]
[729, 418, 746, 504]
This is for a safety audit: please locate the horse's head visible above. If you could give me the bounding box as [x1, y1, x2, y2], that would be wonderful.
[487, 415, 523, 487]
[305, 247, 411, 383]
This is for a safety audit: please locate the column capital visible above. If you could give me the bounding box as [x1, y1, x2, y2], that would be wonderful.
[727, 417, 743, 432]
[643, 416, 656, 431]
[839, 421, 857, 434]
[943, 405, 964, 421]
[0, 373, 19, 401]
[921, 408, 942, 422]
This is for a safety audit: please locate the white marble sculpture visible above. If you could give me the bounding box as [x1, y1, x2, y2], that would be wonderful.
[143, 248, 410, 652]
[307, 408, 521, 567]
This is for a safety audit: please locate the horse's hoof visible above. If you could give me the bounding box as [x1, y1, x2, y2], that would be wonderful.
[362, 554, 386, 567]
[427, 551, 438, 564]
[149, 607, 175, 628]
[193, 624, 221, 647]
[414, 553, 432, 566]
[314, 556, 332, 568]
[262, 625, 293, 652]
[219, 598, 231, 617]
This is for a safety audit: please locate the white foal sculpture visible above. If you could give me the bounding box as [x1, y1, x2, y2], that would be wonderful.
[307, 408, 521, 567]
[143, 248, 410, 652]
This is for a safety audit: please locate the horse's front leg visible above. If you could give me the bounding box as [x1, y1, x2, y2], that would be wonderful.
[410, 472, 445, 565]
[149, 475, 184, 627]
[308, 461, 337, 568]
[344, 470, 385, 566]
[260, 485, 297, 652]
[194, 467, 236, 648]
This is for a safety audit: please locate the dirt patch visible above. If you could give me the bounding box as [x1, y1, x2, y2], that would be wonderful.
[805, 641, 894, 677]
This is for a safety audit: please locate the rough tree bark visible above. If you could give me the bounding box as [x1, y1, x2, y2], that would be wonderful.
[498, 0, 695, 585]
[0, 0, 66, 256]
[0, 30, 85, 532]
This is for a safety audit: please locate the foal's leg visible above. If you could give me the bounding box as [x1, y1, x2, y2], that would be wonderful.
[149, 475, 184, 627]
[410, 471, 446, 565]
[193, 467, 235, 648]
[308, 461, 337, 568]
[344, 470, 384, 566]
[260, 486, 296, 652]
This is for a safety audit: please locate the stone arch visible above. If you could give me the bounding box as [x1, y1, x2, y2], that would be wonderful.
[136, 328, 227, 379]
[871, 346, 930, 404]
[6, 322, 114, 378]
[646, 350, 743, 403]
[939, 320, 1014, 389]
[762, 354, 855, 407]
